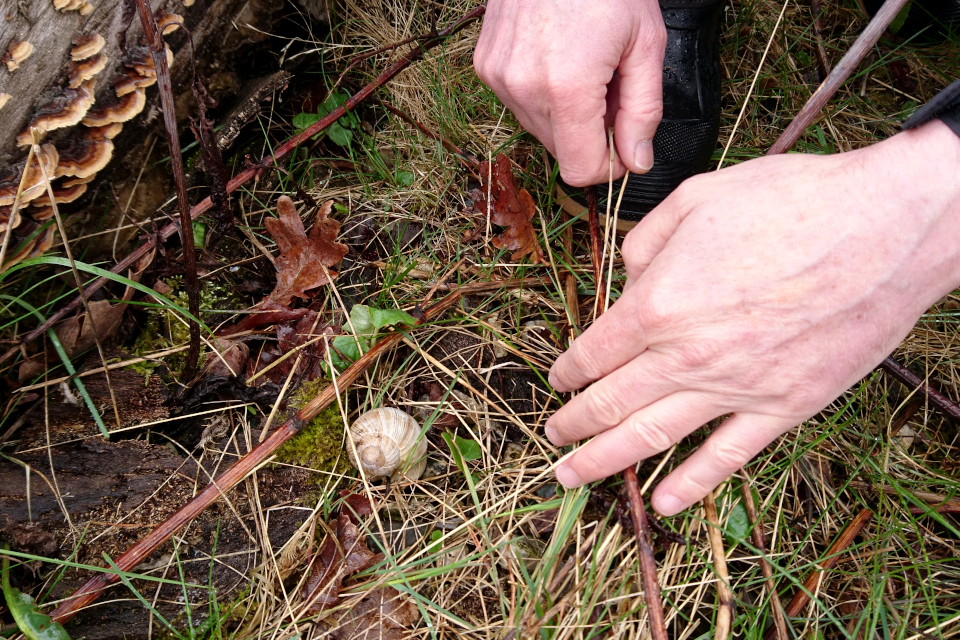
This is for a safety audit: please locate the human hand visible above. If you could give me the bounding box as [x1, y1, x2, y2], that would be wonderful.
[473, 0, 667, 186]
[545, 121, 960, 515]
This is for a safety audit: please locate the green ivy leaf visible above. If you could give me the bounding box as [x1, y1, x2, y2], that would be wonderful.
[395, 171, 415, 187]
[292, 111, 320, 133]
[327, 305, 417, 371]
[192, 221, 207, 249]
[724, 500, 750, 542]
[2, 555, 72, 640]
[326, 121, 353, 147]
[446, 433, 481, 461]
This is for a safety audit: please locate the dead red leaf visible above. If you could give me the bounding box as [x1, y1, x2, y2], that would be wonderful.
[265, 196, 348, 307]
[245, 310, 333, 386]
[199, 337, 249, 379]
[302, 498, 383, 613]
[320, 587, 419, 640]
[473, 154, 544, 264]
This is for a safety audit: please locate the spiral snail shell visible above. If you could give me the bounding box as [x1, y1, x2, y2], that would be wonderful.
[347, 407, 428, 481]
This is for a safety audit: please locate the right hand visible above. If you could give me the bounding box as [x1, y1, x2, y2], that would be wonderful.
[473, 0, 668, 186]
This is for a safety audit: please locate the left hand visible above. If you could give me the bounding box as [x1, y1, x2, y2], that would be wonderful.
[545, 121, 960, 515]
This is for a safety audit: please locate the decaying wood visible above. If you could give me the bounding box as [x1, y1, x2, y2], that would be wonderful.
[0, 0, 323, 159]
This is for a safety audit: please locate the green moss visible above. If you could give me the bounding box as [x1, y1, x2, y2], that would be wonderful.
[273, 381, 352, 480]
[130, 276, 237, 376]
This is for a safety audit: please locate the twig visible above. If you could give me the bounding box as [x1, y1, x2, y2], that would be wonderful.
[48, 289, 463, 624]
[585, 186, 606, 319]
[703, 489, 734, 640]
[380, 101, 481, 168]
[766, 0, 910, 155]
[134, 0, 201, 381]
[810, 0, 832, 79]
[741, 474, 789, 640]
[772, 507, 873, 633]
[0, 4, 487, 370]
[624, 465, 669, 640]
[878, 357, 960, 424]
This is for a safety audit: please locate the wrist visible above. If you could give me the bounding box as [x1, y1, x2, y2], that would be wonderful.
[874, 119, 960, 297]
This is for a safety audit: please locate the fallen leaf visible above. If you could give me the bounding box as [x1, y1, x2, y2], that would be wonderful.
[265, 196, 348, 307]
[55, 249, 154, 358]
[246, 310, 332, 386]
[473, 154, 544, 263]
[320, 587, 419, 640]
[199, 337, 249, 379]
[302, 496, 383, 613]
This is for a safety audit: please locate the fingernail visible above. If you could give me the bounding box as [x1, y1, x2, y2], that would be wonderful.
[545, 426, 562, 446]
[548, 370, 562, 390]
[653, 494, 684, 516]
[554, 464, 582, 488]
[634, 140, 654, 172]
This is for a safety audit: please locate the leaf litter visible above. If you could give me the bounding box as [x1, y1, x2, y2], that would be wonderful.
[472, 153, 544, 264]
[264, 196, 349, 307]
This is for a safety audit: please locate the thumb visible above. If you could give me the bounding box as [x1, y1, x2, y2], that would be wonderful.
[613, 19, 667, 174]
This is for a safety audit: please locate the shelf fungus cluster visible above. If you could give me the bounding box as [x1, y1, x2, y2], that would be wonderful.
[0, 12, 182, 269]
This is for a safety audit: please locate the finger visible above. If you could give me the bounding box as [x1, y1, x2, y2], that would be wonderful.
[613, 16, 667, 174]
[621, 183, 695, 285]
[552, 392, 716, 488]
[546, 348, 680, 445]
[548, 294, 650, 393]
[650, 412, 794, 516]
[550, 80, 625, 187]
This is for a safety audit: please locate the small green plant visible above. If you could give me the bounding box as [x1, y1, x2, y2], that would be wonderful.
[293, 89, 359, 148]
[329, 304, 418, 371]
[2, 552, 72, 640]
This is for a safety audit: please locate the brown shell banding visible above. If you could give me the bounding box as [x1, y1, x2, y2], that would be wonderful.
[69, 53, 108, 88]
[72, 34, 106, 61]
[0, 145, 60, 207]
[82, 88, 145, 126]
[347, 407, 428, 481]
[0, 206, 22, 234]
[3, 40, 34, 72]
[16, 80, 97, 147]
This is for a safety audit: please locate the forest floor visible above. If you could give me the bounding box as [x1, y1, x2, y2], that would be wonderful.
[1, 0, 959, 639]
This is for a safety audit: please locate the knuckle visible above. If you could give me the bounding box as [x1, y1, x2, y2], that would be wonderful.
[673, 339, 722, 370]
[703, 436, 749, 472]
[567, 340, 607, 381]
[636, 288, 675, 331]
[583, 385, 625, 427]
[624, 415, 675, 456]
[558, 165, 597, 188]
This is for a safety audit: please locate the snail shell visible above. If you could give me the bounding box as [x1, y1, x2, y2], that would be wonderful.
[347, 407, 428, 481]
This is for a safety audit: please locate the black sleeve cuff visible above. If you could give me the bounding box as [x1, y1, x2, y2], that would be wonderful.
[902, 78, 960, 139]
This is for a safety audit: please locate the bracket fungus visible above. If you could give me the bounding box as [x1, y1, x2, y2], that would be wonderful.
[0, 145, 60, 207]
[53, 0, 95, 15]
[71, 34, 106, 61]
[16, 80, 97, 147]
[54, 125, 120, 179]
[68, 53, 108, 88]
[3, 40, 34, 72]
[157, 12, 185, 35]
[82, 89, 146, 126]
[0, 94, 10, 111]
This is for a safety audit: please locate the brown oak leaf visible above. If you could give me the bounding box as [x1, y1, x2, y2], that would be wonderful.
[473, 153, 544, 264]
[302, 492, 382, 613]
[265, 196, 348, 307]
[320, 587, 419, 640]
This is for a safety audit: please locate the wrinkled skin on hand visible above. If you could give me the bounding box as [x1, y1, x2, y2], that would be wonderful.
[545, 122, 960, 516]
[473, 0, 667, 186]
